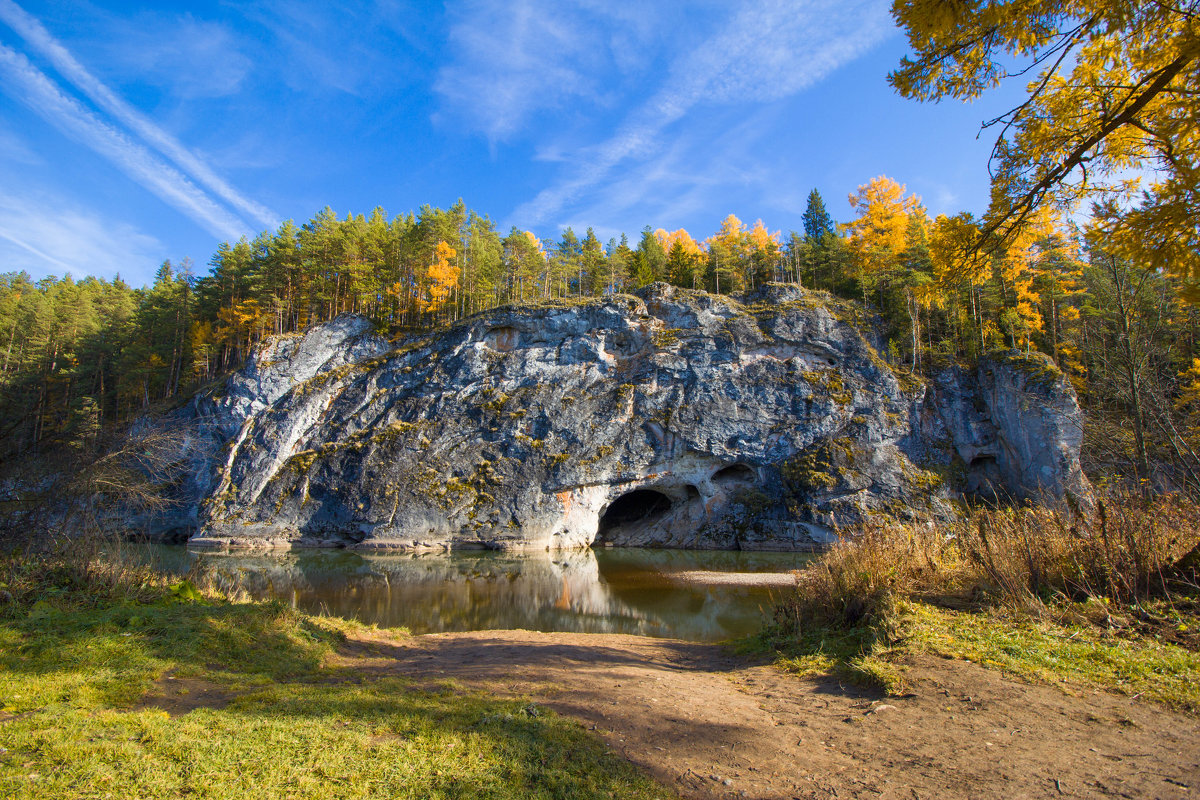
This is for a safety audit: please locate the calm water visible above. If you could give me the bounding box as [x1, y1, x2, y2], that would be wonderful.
[138, 546, 814, 642]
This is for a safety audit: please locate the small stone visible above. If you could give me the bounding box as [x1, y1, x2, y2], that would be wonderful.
[723, 778, 734, 786]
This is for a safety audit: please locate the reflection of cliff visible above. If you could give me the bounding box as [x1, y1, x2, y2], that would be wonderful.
[192, 549, 656, 637]
[188, 548, 785, 641]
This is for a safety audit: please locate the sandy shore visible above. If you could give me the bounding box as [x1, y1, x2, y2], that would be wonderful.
[667, 570, 797, 587]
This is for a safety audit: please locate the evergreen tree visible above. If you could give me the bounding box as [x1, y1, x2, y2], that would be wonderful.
[633, 227, 667, 288]
[580, 228, 607, 295]
[802, 189, 834, 243]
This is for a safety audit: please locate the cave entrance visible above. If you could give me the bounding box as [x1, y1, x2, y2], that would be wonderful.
[966, 454, 1002, 499]
[712, 463, 755, 485]
[596, 489, 672, 543]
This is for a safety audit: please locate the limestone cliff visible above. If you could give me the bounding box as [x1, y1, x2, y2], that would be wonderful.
[185, 283, 1088, 551]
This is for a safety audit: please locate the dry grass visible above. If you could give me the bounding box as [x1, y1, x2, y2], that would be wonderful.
[773, 522, 957, 634]
[952, 493, 1199, 608]
[0, 535, 184, 611]
[766, 492, 1200, 696]
[778, 493, 1199, 633]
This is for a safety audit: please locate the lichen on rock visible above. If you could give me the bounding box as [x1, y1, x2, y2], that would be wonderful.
[180, 283, 1088, 552]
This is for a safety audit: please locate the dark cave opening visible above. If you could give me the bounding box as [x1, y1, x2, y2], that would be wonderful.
[712, 463, 756, 484]
[596, 489, 673, 541]
[966, 454, 1002, 497]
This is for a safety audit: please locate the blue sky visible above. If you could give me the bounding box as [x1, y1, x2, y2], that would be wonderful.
[0, 0, 1023, 287]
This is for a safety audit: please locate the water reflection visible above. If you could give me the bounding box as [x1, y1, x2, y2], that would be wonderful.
[145, 546, 814, 642]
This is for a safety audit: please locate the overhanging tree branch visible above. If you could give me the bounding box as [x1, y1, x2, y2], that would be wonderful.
[978, 49, 1198, 252]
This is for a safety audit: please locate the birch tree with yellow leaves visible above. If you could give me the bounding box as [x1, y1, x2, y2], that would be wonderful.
[930, 212, 992, 357]
[747, 219, 782, 287]
[422, 240, 460, 318]
[706, 214, 750, 294]
[890, 0, 1200, 295]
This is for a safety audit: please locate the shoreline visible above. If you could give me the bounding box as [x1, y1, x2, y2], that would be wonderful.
[666, 569, 797, 587]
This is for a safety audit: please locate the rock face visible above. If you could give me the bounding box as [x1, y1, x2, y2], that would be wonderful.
[927, 352, 1089, 504]
[185, 283, 1089, 551]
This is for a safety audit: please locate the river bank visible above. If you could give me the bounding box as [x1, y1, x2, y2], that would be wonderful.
[345, 625, 1200, 799]
[5, 510, 1200, 800]
[3, 577, 1199, 799]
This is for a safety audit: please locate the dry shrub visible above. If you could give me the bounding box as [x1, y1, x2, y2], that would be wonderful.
[0, 418, 193, 548]
[957, 493, 1199, 607]
[0, 419, 198, 611]
[779, 491, 1200, 639]
[775, 520, 956, 636]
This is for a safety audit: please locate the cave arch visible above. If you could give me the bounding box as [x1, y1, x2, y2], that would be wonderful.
[596, 489, 672, 543]
[712, 463, 756, 485]
[965, 454, 1002, 497]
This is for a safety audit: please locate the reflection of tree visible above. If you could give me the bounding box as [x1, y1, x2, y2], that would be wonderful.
[183, 548, 805, 641]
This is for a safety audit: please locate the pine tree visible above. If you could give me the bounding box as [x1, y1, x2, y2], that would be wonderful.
[802, 189, 834, 243]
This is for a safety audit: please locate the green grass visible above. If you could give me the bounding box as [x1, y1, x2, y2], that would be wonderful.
[904, 600, 1200, 712]
[753, 598, 1200, 711]
[744, 614, 905, 695]
[0, 586, 676, 799]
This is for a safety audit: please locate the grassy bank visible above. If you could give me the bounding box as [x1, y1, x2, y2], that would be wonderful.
[0, 548, 675, 800]
[762, 493, 1200, 709]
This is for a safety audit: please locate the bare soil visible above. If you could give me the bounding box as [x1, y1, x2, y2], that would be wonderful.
[332, 628, 1200, 800]
[137, 672, 241, 717]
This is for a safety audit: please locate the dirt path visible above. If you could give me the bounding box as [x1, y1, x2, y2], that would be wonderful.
[334, 629, 1200, 799]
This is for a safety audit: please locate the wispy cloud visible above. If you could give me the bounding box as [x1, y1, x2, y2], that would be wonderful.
[435, 0, 661, 141]
[0, 188, 163, 280]
[557, 105, 785, 237]
[0, 122, 41, 166]
[508, 0, 894, 227]
[0, 45, 253, 241]
[0, 0, 278, 230]
[235, 0, 431, 96]
[96, 14, 253, 100]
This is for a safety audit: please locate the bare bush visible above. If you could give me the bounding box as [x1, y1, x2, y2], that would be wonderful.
[955, 494, 1198, 606]
[0, 418, 194, 548]
[778, 492, 1200, 641]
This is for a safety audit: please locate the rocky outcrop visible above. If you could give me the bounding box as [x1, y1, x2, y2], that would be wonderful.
[924, 352, 1089, 504]
[132, 316, 392, 541]
[182, 283, 1088, 552]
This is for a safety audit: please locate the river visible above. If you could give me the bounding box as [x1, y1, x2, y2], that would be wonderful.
[135, 546, 813, 642]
